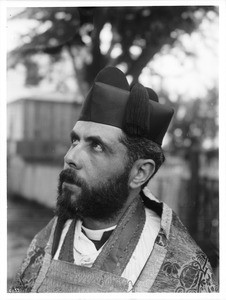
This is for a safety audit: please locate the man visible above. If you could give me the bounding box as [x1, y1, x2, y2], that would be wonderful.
[10, 67, 218, 293]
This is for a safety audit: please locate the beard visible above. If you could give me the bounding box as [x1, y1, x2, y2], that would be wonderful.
[55, 165, 131, 222]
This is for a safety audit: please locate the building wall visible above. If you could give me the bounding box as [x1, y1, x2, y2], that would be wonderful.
[7, 98, 82, 161]
[8, 156, 62, 207]
[7, 97, 82, 206]
[22, 99, 82, 142]
[7, 100, 24, 141]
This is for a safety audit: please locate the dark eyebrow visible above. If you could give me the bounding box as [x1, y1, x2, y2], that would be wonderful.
[86, 135, 114, 153]
[70, 131, 114, 154]
[70, 131, 79, 142]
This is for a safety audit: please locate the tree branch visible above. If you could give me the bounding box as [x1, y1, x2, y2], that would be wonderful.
[127, 36, 175, 83]
[65, 44, 88, 98]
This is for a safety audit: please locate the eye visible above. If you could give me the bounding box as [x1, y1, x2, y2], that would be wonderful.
[71, 137, 79, 145]
[91, 141, 104, 152]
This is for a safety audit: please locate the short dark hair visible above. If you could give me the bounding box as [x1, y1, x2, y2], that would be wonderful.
[120, 133, 165, 187]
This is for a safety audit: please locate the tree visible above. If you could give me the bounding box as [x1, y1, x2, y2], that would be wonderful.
[8, 6, 218, 93]
[168, 88, 218, 154]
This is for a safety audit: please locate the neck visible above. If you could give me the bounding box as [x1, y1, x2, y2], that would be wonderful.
[82, 190, 140, 230]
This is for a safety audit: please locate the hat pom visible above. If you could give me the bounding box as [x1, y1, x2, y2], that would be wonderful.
[94, 66, 129, 91]
[123, 83, 150, 138]
[146, 87, 158, 102]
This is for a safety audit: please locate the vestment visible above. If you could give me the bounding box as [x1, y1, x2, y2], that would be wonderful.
[10, 191, 218, 293]
[52, 204, 160, 285]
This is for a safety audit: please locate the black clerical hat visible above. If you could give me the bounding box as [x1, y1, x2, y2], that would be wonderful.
[78, 66, 174, 145]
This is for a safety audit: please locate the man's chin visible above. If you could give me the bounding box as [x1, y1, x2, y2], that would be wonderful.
[55, 185, 81, 220]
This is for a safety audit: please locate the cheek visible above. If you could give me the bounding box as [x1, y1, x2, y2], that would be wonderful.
[87, 161, 111, 182]
[92, 158, 127, 183]
[75, 149, 128, 184]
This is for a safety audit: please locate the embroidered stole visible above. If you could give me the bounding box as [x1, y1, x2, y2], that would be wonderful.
[36, 196, 146, 292]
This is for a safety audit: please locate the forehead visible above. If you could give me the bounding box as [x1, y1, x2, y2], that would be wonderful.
[73, 121, 123, 142]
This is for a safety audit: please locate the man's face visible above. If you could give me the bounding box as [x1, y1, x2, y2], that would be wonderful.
[56, 121, 132, 221]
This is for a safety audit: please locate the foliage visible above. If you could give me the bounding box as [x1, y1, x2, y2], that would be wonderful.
[167, 87, 218, 154]
[8, 6, 218, 89]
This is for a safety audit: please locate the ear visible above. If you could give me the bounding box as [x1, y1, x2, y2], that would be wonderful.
[129, 159, 155, 189]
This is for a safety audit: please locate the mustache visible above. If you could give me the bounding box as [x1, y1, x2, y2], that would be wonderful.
[59, 168, 84, 187]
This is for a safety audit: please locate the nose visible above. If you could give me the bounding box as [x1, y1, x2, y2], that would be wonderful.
[64, 145, 82, 170]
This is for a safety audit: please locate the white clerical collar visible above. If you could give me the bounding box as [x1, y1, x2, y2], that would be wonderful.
[81, 224, 116, 241]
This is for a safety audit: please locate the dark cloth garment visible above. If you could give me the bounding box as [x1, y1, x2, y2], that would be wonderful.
[9, 194, 218, 293]
[81, 228, 114, 250]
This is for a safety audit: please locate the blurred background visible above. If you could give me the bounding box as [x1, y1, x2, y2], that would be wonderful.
[7, 6, 219, 287]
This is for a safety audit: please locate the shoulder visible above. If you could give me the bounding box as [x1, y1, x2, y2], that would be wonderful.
[33, 217, 56, 247]
[141, 190, 218, 292]
[9, 217, 57, 292]
[156, 207, 218, 292]
[23, 217, 57, 268]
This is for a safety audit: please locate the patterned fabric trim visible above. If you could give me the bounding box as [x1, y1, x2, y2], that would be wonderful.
[132, 203, 171, 292]
[162, 250, 218, 293]
[9, 218, 56, 293]
[31, 218, 58, 292]
[9, 239, 45, 293]
[92, 196, 145, 275]
[37, 259, 130, 293]
[133, 244, 167, 292]
[160, 203, 172, 239]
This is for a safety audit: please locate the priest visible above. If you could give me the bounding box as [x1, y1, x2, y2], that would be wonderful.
[10, 66, 218, 293]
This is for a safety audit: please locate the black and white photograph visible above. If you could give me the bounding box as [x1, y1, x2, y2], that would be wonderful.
[2, 0, 225, 298]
